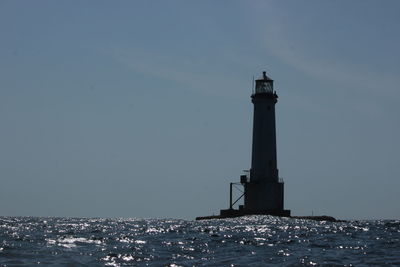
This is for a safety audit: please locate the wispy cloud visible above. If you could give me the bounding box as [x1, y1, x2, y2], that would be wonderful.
[246, 2, 399, 99]
[97, 45, 251, 100]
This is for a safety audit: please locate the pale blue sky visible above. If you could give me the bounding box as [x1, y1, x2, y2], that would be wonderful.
[1, 1, 399, 219]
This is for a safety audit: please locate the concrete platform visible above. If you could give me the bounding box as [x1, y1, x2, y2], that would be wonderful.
[196, 209, 340, 222]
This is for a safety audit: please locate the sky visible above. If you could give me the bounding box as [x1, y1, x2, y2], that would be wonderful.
[0, 1, 399, 220]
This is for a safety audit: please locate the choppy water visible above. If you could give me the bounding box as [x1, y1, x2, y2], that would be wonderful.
[0, 216, 399, 266]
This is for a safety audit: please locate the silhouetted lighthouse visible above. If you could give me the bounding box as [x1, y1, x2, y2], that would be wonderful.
[244, 72, 290, 215]
[218, 71, 290, 218]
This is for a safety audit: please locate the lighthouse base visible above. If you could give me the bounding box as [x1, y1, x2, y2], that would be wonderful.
[220, 208, 291, 218]
[195, 208, 290, 220]
[195, 211, 340, 222]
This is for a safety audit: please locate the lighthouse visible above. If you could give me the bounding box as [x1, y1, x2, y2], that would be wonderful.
[218, 71, 290, 218]
[244, 72, 290, 216]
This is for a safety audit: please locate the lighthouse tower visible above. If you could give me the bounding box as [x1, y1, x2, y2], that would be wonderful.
[218, 71, 290, 218]
[243, 72, 290, 216]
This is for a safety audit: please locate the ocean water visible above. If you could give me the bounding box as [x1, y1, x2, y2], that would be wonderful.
[0, 216, 399, 266]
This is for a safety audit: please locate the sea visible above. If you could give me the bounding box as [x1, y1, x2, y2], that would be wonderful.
[0, 216, 399, 266]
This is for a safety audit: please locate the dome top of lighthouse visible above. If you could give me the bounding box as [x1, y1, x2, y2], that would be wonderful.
[256, 71, 273, 81]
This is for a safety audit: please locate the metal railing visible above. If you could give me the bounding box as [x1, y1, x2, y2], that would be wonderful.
[229, 182, 244, 210]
